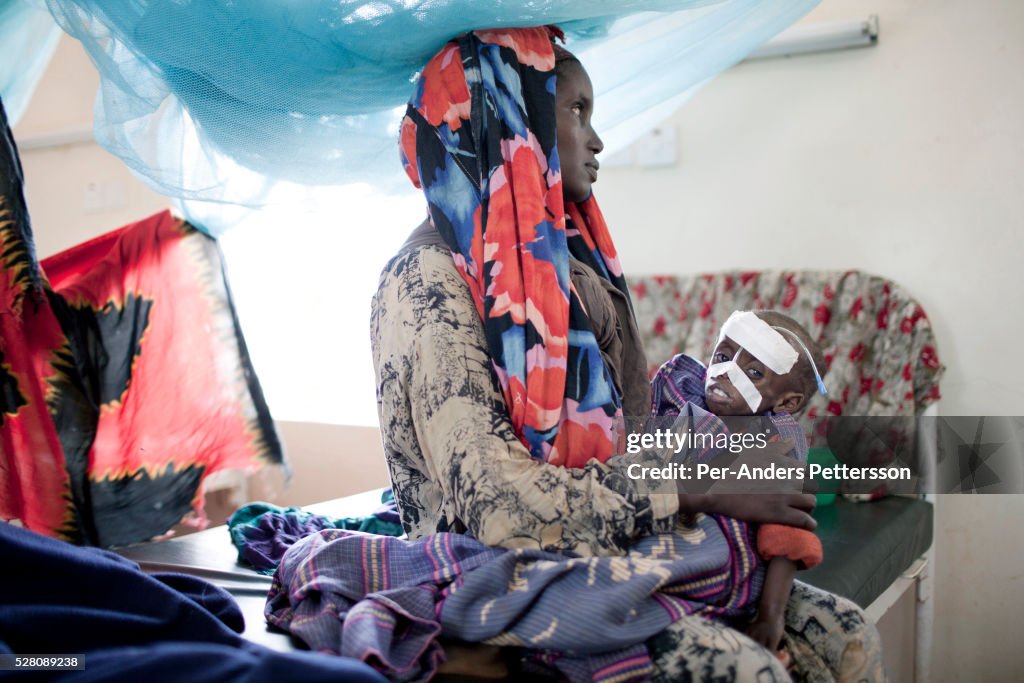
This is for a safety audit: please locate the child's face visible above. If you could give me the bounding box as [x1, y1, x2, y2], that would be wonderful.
[705, 338, 804, 416]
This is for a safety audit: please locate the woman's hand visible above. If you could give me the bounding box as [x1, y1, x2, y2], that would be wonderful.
[679, 492, 817, 530]
[674, 436, 817, 529]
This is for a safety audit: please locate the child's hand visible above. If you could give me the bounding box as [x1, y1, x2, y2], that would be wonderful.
[748, 556, 798, 665]
[746, 613, 785, 653]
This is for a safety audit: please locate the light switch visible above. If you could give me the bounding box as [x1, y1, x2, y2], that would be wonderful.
[83, 182, 103, 212]
[83, 181, 128, 213]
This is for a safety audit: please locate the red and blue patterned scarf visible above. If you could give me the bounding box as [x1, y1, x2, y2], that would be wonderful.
[399, 27, 629, 467]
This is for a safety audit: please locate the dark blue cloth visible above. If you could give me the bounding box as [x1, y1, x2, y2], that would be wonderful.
[0, 522, 387, 683]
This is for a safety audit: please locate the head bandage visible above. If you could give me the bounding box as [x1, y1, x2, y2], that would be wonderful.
[705, 357, 765, 413]
[719, 311, 799, 374]
[704, 311, 828, 413]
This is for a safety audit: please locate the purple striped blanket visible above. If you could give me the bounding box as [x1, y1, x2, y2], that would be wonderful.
[266, 514, 763, 682]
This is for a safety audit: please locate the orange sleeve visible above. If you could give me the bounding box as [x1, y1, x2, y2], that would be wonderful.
[757, 524, 823, 569]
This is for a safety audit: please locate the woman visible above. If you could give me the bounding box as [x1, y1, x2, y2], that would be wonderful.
[373, 26, 883, 681]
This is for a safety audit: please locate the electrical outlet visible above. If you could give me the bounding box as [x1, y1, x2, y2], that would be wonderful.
[633, 126, 678, 168]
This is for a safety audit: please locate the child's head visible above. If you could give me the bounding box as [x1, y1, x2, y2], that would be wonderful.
[704, 310, 826, 417]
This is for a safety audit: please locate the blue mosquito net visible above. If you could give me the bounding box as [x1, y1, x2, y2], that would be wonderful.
[1, 0, 60, 126]
[37, 0, 819, 221]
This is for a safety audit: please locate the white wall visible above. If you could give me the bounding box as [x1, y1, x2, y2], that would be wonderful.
[600, 0, 1024, 418]
[595, 1, 1023, 680]
[252, 423, 391, 506]
[11, 3, 1024, 679]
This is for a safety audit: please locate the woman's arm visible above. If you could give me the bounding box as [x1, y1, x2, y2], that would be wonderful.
[372, 245, 679, 557]
[683, 494, 817, 531]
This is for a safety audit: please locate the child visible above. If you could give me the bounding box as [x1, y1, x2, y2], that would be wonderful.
[651, 309, 828, 658]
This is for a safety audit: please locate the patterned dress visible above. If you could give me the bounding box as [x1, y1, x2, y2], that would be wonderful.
[372, 243, 885, 682]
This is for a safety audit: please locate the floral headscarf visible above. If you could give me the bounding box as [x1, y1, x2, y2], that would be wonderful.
[400, 27, 631, 467]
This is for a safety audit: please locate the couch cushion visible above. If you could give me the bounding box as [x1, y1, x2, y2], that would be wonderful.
[802, 497, 933, 607]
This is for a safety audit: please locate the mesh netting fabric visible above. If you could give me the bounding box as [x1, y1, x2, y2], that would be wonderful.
[42, 0, 818, 209]
[2, 0, 60, 126]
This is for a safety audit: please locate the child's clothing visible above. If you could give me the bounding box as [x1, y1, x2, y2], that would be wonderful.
[651, 353, 713, 414]
[651, 353, 823, 570]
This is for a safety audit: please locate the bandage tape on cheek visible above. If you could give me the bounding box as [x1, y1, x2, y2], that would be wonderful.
[718, 311, 798, 375]
[706, 360, 763, 413]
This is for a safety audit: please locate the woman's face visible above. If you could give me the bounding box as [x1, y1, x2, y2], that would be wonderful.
[555, 59, 604, 203]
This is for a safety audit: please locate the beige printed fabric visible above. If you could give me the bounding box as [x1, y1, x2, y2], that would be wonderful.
[371, 244, 679, 557]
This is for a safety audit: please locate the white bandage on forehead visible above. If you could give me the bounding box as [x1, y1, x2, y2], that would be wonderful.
[718, 311, 798, 375]
[706, 360, 763, 413]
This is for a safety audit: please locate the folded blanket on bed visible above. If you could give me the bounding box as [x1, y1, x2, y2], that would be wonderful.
[266, 514, 764, 683]
[227, 490, 404, 574]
